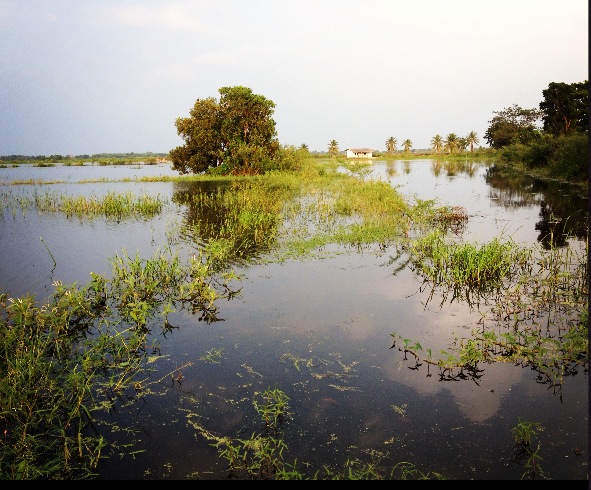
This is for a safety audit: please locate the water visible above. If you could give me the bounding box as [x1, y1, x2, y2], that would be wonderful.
[0, 160, 587, 480]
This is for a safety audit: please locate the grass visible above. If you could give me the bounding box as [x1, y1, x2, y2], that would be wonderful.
[390, 230, 588, 386]
[0, 189, 169, 220]
[0, 248, 240, 479]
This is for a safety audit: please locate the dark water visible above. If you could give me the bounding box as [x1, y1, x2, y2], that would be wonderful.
[0, 160, 587, 480]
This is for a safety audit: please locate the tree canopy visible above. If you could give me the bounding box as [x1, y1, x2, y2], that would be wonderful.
[170, 86, 279, 175]
[484, 80, 588, 150]
[402, 139, 412, 153]
[483, 104, 542, 149]
[430, 134, 443, 154]
[539, 81, 588, 136]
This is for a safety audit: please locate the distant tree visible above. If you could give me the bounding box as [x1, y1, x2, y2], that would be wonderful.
[539, 81, 588, 136]
[402, 139, 412, 153]
[484, 104, 542, 149]
[466, 131, 479, 152]
[328, 140, 339, 157]
[430, 134, 443, 154]
[385, 137, 398, 154]
[444, 133, 459, 154]
[299, 143, 309, 151]
[457, 137, 468, 152]
[170, 86, 279, 175]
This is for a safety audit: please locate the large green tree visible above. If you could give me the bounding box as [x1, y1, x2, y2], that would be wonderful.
[484, 104, 542, 148]
[539, 81, 588, 136]
[170, 86, 279, 174]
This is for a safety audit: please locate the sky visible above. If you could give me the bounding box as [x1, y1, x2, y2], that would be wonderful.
[0, 0, 588, 156]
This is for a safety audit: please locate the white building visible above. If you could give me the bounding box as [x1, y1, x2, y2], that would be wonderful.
[345, 148, 373, 159]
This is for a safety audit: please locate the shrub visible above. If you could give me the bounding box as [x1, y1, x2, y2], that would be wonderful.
[547, 132, 589, 181]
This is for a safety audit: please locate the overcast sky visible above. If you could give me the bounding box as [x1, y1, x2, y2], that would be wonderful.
[0, 0, 587, 156]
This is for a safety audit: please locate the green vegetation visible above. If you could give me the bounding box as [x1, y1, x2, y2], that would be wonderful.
[190, 386, 445, 480]
[0, 152, 167, 166]
[511, 418, 545, 480]
[485, 80, 588, 183]
[390, 229, 588, 386]
[497, 132, 588, 182]
[170, 86, 290, 176]
[0, 248, 239, 479]
[0, 190, 168, 221]
[327, 139, 339, 157]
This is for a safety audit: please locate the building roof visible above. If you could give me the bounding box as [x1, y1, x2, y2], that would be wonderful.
[346, 148, 373, 152]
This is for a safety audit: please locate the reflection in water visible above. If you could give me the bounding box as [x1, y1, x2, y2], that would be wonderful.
[385, 161, 397, 178]
[172, 180, 283, 264]
[485, 165, 588, 248]
[368, 160, 587, 248]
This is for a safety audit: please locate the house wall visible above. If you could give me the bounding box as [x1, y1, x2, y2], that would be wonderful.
[346, 149, 373, 159]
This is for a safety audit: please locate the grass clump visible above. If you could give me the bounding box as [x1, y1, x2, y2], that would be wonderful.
[409, 229, 531, 295]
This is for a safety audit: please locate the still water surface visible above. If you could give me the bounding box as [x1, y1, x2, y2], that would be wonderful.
[0, 160, 587, 479]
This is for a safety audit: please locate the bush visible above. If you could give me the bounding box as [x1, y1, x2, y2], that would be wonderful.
[547, 132, 589, 181]
[498, 143, 530, 163]
[522, 136, 555, 169]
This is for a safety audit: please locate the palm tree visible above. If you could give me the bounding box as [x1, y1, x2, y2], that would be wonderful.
[385, 136, 398, 154]
[457, 137, 468, 152]
[466, 131, 479, 152]
[431, 134, 443, 154]
[299, 143, 309, 151]
[444, 133, 459, 154]
[328, 139, 339, 157]
[402, 139, 412, 153]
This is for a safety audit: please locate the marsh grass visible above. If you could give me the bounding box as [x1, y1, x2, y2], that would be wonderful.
[0, 248, 240, 479]
[0, 189, 169, 220]
[391, 230, 588, 390]
[408, 229, 532, 302]
[34, 191, 167, 219]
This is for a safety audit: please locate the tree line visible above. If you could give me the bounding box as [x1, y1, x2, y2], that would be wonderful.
[32, 80, 576, 181]
[8, 80, 584, 179]
[484, 80, 588, 181]
[0, 152, 168, 162]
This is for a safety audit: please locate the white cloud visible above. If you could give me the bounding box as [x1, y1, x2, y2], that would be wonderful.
[91, 2, 210, 31]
